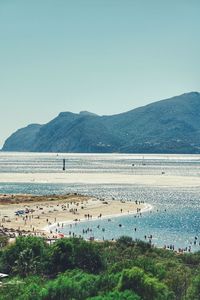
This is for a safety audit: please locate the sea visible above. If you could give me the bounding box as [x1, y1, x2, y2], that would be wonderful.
[0, 152, 200, 252]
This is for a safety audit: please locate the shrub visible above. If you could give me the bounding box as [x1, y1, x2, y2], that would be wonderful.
[118, 266, 174, 300]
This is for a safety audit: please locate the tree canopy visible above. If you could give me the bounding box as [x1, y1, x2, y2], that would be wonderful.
[0, 235, 200, 300]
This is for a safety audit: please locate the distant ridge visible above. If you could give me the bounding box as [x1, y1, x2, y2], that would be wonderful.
[2, 92, 200, 153]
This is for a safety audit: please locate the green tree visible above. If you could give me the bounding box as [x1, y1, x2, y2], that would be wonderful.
[73, 239, 104, 273]
[0, 276, 44, 300]
[118, 267, 174, 300]
[164, 264, 192, 300]
[116, 236, 134, 248]
[88, 290, 141, 300]
[43, 271, 99, 300]
[49, 239, 74, 274]
[14, 248, 40, 277]
[186, 274, 200, 300]
[0, 236, 48, 275]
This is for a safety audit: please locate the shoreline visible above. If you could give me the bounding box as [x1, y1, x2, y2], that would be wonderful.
[0, 194, 151, 240]
[45, 203, 153, 234]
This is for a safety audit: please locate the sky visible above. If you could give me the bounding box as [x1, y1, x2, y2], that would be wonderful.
[0, 0, 200, 147]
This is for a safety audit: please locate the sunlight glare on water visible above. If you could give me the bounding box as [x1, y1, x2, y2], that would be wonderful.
[0, 152, 200, 251]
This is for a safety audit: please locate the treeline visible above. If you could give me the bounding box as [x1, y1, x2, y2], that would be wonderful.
[0, 236, 200, 299]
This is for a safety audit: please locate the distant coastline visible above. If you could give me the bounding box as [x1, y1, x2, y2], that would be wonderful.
[2, 92, 200, 154]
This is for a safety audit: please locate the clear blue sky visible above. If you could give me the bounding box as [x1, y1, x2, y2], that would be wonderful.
[0, 0, 200, 147]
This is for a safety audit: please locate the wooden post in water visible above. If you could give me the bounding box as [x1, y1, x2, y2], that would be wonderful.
[63, 159, 66, 171]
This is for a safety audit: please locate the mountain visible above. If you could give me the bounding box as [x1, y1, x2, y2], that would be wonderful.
[2, 92, 200, 153]
[2, 124, 42, 152]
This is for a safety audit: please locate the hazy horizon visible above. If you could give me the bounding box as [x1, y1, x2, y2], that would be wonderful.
[1, 0, 200, 147]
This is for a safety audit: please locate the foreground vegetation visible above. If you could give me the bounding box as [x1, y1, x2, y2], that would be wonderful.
[0, 236, 200, 299]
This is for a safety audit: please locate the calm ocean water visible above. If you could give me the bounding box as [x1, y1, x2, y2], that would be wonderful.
[0, 152, 200, 251]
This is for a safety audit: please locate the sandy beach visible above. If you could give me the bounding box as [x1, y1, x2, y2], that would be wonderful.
[0, 193, 150, 239]
[0, 172, 200, 187]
